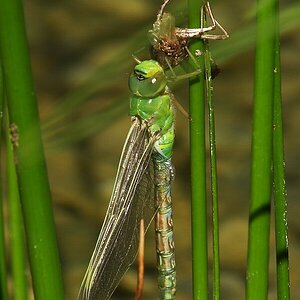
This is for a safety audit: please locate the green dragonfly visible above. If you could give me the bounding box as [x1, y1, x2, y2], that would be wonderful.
[78, 59, 176, 300]
[78, 2, 228, 299]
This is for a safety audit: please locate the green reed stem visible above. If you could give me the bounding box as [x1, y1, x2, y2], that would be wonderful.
[204, 43, 220, 300]
[6, 110, 28, 300]
[188, 1, 208, 299]
[272, 1, 291, 298]
[0, 63, 9, 300]
[246, 0, 276, 299]
[0, 0, 64, 299]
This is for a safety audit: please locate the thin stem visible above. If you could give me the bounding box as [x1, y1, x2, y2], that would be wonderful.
[204, 43, 220, 300]
[0, 0, 64, 299]
[272, 0, 291, 298]
[6, 109, 28, 300]
[246, 0, 276, 298]
[0, 62, 9, 300]
[188, 1, 208, 299]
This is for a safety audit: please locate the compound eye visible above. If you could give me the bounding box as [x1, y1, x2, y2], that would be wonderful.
[135, 72, 145, 81]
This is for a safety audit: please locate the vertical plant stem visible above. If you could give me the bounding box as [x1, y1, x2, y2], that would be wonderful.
[246, 0, 276, 299]
[204, 44, 220, 300]
[6, 110, 28, 300]
[0, 63, 9, 300]
[188, 1, 208, 299]
[272, 0, 291, 298]
[0, 1, 64, 299]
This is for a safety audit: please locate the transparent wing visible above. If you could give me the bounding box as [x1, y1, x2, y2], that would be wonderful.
[78, 118, 156, 300]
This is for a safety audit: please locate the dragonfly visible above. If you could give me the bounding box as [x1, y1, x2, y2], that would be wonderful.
[78, 59, 177, 300]
[78, 2, 228, 299]
[149, 0, 229, 75]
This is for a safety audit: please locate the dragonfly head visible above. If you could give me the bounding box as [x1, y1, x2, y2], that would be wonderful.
[129, 60, 167, 98]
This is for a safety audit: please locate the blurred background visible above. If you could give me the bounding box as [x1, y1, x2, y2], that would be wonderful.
[18, 0, 300, 299]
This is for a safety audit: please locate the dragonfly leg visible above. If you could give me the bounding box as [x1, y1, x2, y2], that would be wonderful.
[186, 46, 201, 69]
[132, 53, 142, 64]
[174, 3, 215, 38]
[167, 69, 201, 81]
[166, 49, 201, 82]
[174, 1, 228, 40]
[156, 0, 172, 21]
[164, 57, 178, 80]
[200, 2, 205, 29]
[201, 1, 229, 40]
[134, 219, 145, 300]
[174, 98, 190, 120]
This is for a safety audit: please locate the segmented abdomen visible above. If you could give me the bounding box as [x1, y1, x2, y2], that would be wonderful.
[154, 156, 176, 300]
